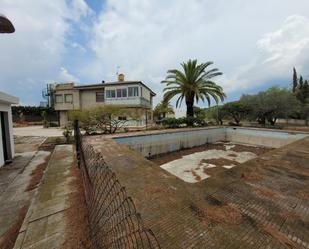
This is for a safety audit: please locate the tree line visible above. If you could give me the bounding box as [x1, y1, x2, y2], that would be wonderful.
[206, 68, 309, 126]
[158, 61, 309, 127]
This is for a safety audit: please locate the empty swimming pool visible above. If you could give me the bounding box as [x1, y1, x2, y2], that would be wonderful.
[114, 127, 308, 158]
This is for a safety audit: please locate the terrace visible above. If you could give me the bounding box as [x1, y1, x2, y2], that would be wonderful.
[85, 126, 309, 248]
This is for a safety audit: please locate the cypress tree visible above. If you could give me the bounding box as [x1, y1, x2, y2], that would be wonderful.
[297, 76, 305, 103]
[292, 67, 298, 92]
[299, 76, 304, 89]
[303, 80, 309, 102]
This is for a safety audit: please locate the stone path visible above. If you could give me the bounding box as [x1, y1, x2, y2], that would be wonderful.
[13, 145, 75, 249]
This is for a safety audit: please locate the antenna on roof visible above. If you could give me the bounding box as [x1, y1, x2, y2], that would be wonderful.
[116, 66, 120, 76]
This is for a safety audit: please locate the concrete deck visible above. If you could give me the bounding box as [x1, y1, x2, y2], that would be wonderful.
[13, 145, 75, 249]
[13, 126, 64, 137]
[0, 136, 48, 248]
[87, 134, 309, 248]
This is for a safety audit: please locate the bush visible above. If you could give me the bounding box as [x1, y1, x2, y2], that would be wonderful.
[228, 121, 242, 126]
[162, 117, 207, 128]
[162, 118, 182, 128]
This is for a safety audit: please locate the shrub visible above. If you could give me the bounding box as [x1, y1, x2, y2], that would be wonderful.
[162, 117, 207, 128]
[63, 127, 72, 143]
[162, 117, 182, 128]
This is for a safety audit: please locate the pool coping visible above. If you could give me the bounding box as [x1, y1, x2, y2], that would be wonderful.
[109, 126, 309, 140]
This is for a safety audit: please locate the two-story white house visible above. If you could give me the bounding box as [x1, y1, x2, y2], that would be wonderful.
[48, 74, 156, 128]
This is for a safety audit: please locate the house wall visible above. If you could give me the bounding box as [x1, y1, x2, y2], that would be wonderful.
[0, 102, 15, 167]
[141, 85, 151, 101]
[53, 89, 80, 110]
[59, 111, 69, 127]
[54, 83, 154, 127]
[80, 90, 105, 109]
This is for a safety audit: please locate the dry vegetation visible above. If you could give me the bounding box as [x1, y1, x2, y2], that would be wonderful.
[150, 142, 272, 166]
[241, 172, 264, 182]
[297, 189, 309, 200]
[61, 162, 92, 249]
[25, 149, 52, 192]
[253, 186, 279, 199]
[190, 201, 243, 227]
[262, 224, 298, 248]
[200, 158, 239, 167]
[0, 204, 29, 249]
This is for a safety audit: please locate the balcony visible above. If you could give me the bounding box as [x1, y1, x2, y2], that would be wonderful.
[105, 97, 151, 108]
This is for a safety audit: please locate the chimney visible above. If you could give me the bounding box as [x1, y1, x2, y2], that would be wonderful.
[118, 73, 125, 82]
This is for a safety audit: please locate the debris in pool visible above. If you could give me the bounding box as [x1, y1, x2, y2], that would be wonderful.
[222, 165, 235, 169]
[159, 142, 268, 183]
[224, 144, 235, 150]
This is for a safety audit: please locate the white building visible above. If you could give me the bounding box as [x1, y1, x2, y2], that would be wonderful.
[48, 74, 156, 127]
[0, 91, 19, 167]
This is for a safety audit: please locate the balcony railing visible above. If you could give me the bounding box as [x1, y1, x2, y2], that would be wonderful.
[105, 97, 151, 108]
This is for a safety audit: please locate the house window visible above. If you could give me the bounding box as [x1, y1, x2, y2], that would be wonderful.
[64, 94, 73, 103]
[128, 87, 139, 97]
[55, 94, 63, 103]
[118, 116, 127, 120]
[106, 90, 116, 98]
[96, 92, 105, 102]
[117, 88, 127, 98]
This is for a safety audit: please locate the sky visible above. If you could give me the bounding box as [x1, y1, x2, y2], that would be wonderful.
[1, 0, 309, 116]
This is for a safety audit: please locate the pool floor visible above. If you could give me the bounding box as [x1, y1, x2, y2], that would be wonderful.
[150, 142, 273, 183]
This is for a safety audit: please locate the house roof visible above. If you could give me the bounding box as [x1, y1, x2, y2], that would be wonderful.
[0, 91, 19, 104]
[73, 81, 156, 96]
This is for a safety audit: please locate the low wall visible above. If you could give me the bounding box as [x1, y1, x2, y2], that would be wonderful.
[114, 127, 308, 157]
[226, 128, 307, 148]
[114, 128, 226, 157]
[277, 118, 308, 126]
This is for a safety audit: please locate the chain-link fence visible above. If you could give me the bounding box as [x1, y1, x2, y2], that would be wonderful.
[74, 120, 161, 249]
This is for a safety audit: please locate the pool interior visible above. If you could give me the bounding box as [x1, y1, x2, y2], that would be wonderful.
[114, 127, 308, 183]
[150, 141, 273, 183]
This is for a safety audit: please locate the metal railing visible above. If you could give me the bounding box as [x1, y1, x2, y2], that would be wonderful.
[74, 120, 161, 249]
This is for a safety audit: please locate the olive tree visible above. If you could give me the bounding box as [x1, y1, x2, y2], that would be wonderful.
[222, 101, 252, 125]
[69, 105, 134, 134]
[240, 87, 299, 125]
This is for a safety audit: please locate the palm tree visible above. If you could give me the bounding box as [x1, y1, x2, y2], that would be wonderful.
[154, 99, 175, 120]
[161, 59, 226, 119]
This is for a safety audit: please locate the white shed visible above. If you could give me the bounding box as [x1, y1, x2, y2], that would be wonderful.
[0, 91, 19, 167]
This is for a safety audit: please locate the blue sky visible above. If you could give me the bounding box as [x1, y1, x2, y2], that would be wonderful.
[1, 0, 309, 116]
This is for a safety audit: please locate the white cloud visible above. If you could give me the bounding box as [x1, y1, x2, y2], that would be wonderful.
[257, 15, 309, 69]
[58, 67, 79, 82]
[2, 0, 309, 107]
[229, 15, 309, 91]
[86, 0, 309, 109]
[0, 0, 91, 105]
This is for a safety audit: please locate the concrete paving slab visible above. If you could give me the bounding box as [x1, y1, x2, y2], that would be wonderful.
[13, 126, 64, 137]
[14, 145, 76, 249]
[0, 149, 51, 238]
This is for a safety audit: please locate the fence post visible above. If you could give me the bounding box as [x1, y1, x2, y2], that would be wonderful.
[74, 119, 81, 168]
